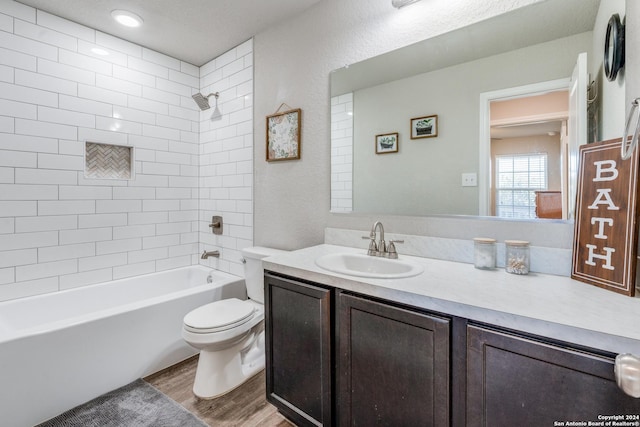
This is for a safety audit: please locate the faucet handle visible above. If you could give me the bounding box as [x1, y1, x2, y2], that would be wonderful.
[386, 240, 404, 259]
[362, 235, 378, 255]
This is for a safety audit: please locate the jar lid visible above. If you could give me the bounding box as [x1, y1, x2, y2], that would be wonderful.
[473, 237, 496, 243]
[505, 239, 529, 246]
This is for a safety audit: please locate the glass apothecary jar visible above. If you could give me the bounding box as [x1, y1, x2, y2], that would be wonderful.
[505, 240, 530, 275]
[473, 237, 496, 270]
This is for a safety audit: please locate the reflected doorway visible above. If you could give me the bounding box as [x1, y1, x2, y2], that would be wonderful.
[479, 79, 571, 218]
[479, 53, 588, 220]
[490, 92, 568, 219]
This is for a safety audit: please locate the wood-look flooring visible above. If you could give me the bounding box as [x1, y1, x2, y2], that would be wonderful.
[144, 356, 293, 427]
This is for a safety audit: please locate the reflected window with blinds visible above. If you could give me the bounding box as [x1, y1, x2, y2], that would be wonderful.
[496, 153, 548, 219]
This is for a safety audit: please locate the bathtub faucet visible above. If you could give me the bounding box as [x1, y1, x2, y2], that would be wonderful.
[201, 250, 220, 259]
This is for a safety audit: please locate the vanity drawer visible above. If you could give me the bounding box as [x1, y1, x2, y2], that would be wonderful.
[466, 325, 640, 425]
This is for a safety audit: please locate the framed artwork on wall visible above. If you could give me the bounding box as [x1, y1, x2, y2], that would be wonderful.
[266, 108, 301, 161]
[410, 115, 438, 139]
[375, 132, 399, 154]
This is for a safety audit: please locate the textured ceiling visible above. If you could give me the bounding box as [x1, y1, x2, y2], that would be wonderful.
[15, 0, 323, 66]
[331, 0, 600, 95]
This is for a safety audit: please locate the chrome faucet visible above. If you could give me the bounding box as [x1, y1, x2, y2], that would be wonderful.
[372, 221, 386, 254]
[363, 221, 403, 259]
[201, 250, 220, 259]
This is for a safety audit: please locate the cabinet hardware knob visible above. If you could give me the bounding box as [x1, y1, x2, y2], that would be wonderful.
[615, 353, 640, 398]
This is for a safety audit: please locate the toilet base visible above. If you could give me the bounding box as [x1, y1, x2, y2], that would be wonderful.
[192, 331, 265, 399]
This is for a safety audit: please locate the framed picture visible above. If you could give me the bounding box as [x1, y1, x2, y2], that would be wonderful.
[266, 108, 301, 161]
[375, 132, 399, 154]
[411, 114, 438, 139]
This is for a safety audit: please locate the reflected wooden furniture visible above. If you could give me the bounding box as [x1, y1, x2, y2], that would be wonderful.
[535, 190, 562, 219]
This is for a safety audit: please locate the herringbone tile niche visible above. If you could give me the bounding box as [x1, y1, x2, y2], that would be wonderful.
[85, 142, 132, 179]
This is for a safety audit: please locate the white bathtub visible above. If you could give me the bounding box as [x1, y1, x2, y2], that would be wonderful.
[0, 265, 246, 427]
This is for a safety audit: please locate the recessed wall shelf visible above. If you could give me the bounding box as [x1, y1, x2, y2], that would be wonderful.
[85, 142, 132, 180]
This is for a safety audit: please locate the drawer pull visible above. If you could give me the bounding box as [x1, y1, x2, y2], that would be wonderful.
[615, 353, 640, 398]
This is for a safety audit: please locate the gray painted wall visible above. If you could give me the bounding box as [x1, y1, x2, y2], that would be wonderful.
[352, 33, 590, 217]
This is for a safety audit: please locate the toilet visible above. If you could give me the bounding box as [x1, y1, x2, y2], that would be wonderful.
[182, 246, 286, 399]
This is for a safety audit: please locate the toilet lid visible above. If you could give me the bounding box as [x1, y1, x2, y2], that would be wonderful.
[183, 298, 255, 333]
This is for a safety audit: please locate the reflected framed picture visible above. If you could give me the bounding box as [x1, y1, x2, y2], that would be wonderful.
[411, 114, 438, 139]
[266, 108, 301, 162]
[375, 132, 398, 154]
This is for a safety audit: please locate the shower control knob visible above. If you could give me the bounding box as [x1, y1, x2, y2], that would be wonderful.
[209, 215, 223, 235]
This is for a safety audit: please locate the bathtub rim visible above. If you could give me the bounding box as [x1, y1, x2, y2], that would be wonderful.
[0, 265, 244, 344]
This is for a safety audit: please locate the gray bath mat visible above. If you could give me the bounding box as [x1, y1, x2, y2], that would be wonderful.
[36, 379, 208, 427]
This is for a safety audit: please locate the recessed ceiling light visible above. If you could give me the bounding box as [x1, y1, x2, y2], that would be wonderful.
[111, 10, 143, 27]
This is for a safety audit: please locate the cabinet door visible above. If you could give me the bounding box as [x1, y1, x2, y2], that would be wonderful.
[467, 325, 640, 425]
[265, 274, 332, 427]
[338, 292, 450, 426]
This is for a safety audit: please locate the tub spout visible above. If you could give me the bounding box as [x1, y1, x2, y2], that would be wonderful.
[201, 250, 220, 259]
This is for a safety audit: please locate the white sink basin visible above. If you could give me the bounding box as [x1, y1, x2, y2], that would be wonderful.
[315, 253, 424, 279]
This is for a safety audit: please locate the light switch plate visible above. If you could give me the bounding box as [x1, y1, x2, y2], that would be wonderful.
[462, 173, 478, 187]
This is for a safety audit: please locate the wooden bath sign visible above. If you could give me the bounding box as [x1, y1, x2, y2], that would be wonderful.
[572, 138, 640, 297]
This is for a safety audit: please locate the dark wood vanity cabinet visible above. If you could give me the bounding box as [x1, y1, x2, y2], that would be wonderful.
[265, 273, 451, 426]
[337, 292, 451, 426]
[264, 274, 333, 427]
[265, 271, 640, 426]
[466, 325, 640, 425]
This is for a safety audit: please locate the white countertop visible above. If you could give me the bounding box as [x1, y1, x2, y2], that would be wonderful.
[263, 244, 640, 355]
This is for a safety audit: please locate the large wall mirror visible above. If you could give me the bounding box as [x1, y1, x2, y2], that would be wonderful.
[330, 0, 625, 221]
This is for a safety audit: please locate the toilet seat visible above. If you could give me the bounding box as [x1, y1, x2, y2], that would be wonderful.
[183, 298, 255, 334]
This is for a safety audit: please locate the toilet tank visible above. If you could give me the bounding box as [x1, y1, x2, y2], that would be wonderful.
[241, 246, 288, 304]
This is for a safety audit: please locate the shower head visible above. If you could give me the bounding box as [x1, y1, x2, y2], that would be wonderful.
[192, 92, 218, 111]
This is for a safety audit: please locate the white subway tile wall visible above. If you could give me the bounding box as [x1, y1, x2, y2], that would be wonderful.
[198, 39, 254, 278]
[0, 1, 254, 301]
[330, 93, 353, 212]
